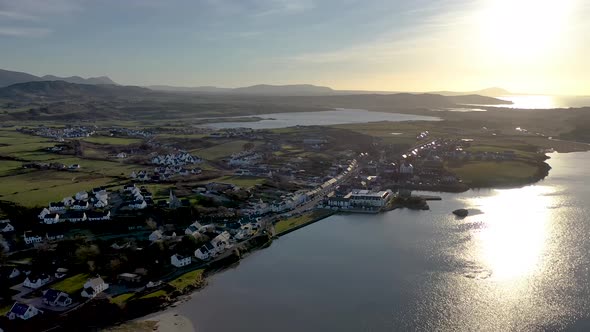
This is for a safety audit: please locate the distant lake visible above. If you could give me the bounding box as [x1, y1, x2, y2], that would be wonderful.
[200, 108, 441, 129]
[480, 95, 590, 109]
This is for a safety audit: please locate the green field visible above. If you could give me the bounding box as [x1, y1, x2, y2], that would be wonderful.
[212, 175, 267, 188]
[139, 290, 168, 300]
[82, 136, 143, 145]
[168, 269, 204, 291]
[446, 161, 542, 187]
[193, 140, 259, 161]
[0, 304, 11, 316]
[0, 171, 116, 207]
[275, 209, 333, 234]
[111, 292, 135, 305]
[52, 273, 90, 294]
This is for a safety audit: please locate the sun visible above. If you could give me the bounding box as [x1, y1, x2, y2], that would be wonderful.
[478, 0, 575, 62]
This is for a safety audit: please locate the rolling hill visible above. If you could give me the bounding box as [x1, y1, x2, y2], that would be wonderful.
[0, 68, 118, 87]
[0, 80, 149, 101]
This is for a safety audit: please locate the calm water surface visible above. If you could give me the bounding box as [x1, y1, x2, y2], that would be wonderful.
[488, 95, 590, 109]
[202, 108, 440, 129]
[172, 152, 590, 331]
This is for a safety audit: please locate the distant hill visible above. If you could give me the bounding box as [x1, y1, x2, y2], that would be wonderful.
[148, 85, 231, 93]
[0, 68, 117, 87]
[148, 83, 334, 96]
[42, 75, 117, 85]
[231, 84, 334, 96]
[431, 87, 512, 97]
[0, 69, 41, 88]
[0, 81, 149, 101]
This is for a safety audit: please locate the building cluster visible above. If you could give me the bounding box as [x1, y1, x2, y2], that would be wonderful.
[107, 127, 153, 138]
[123, 184, 153, 210]
[6, 276, 108, 321]
[130, 166, 202, 182]
[22, 162, 81, 171]
[228, 150, 263, 167]
[18, 126, 96, 140]
[151, 151, 202, 166]
[208, 128, 256, 139]
[36, 187, 112, 227]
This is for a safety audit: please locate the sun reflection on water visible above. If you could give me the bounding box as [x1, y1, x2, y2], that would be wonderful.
[468, 186, 555, 281]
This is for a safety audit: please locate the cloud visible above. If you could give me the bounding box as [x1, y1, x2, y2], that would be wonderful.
[284, 1, 477, 66]
[0, 26, 51, 37]
[0, 0, 81, 38]
[254, 0, 315, 17]
[0, 10, 38, 21]
[0, 0, 81, 17]
[200, 0, 314, 17]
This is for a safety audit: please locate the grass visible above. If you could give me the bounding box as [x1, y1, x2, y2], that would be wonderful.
[168, 269, 204, 291]
[192, 140, 257, 161]
[274, 209, 333, 234]
[446, 160, 542, 187]
[81, 136, 143, 145]
[212, 175, 267, 188]
[139, 290, 168, 300]
[52, 273, 90, 294]
[111, 293, 135, 305]
[0, 171, 116, 207]
[0, 304, 12, 316]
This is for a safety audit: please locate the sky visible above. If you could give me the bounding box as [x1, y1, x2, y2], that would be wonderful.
[0, 0, 589, 95]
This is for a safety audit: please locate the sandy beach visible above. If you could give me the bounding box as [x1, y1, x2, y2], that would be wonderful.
[104, 311, 195, 332]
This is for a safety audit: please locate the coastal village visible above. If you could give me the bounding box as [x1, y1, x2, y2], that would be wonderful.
[0, 122, 549, 330]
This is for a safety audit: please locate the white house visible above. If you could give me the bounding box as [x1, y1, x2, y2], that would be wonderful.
[72, 200, 89, 210]
[49, 202, 66, 212]
[400, 163, 414, 175]
[7, 303, 42, 320]
[8, 268, 21, 279]
[65, 212, 87, 223]
[24, 232, 43, 245]
[75, 191, 89, 201]
[42, 289, 73, 307]
[184, 221, 203, 236]
[62, 197, 75, 206]
[148, 230, 176, 242]
[42, 213, 60, 224]
[128, 200, 147, 210]
[94, 198, 108, 208]
[116, 152, 127, 159]
[235, 223, 256, 240]
[38, 208, 51, 220]
[195, 242, 214, 260]
[86, 211, 111, 221]
[196, 231, 231, 260]
[81, 277, 109, 298]
[24, 273, 51, 289]
[171, 254, 192, 268]
[0, 222, 14, 233]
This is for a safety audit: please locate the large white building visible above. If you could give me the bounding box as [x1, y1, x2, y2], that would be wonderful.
[349, 189, 393, 208]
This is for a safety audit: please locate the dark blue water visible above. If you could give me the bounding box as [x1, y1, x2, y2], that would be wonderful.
[170, 152, 590, 331]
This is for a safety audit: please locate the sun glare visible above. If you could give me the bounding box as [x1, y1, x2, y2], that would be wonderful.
[468, 186, 554, 281]
[479, 0, 575, 61]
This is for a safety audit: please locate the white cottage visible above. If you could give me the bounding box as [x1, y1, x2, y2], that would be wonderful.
[81, 277, 109, 298]
[24, 273, 51, 289]
[170, 254, 192, 268]
[7, 303, 42, 320]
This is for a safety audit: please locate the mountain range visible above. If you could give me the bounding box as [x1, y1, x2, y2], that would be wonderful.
[147, 84, 335, 96]
[0, 80, 148, 101]
[0, 68, 511, 101]
[0, 69, 117, 88]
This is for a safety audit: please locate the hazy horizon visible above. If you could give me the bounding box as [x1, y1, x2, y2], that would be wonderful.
[1, 0, 589, 95]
